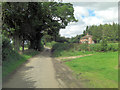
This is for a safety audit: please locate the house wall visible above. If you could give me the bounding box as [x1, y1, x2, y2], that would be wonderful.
[80, 39, 88, 43]
[80, 37, 94, 44]
[88, 37, 92, 44]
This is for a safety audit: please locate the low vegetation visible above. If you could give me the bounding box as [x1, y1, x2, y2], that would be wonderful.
[51, 42, 118, 88]
[2, 36, 39, 78]
[64, 52, 118, 88]
[45, 41, 56, 48]
[3, 49, 39, 78]
[51, 42, 118, 57]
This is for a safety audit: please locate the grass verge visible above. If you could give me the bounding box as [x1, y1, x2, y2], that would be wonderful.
[2, 49, 39, 78]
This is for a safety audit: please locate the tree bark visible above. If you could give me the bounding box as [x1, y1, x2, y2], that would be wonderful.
[29, 33, 43, 51]
[14, 35, 20, 51]
[29, 39, 36, 49]
[22, 40, 24, 52]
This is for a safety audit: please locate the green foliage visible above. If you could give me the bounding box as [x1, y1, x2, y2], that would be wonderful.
[3, 49, 39, 78]
[45, 41, 56, 48]
[55, 36, 69, 43]
[52, 42, 93, 57]
[78, 43, 88, 51]
[2, 36, 13, 61]
[107, 43, 118, 51]
[101, 39, 108, 52]
[52, 42, 74, 57]
[89, 43, 118, 52]
[83, 23, 118, 43]
[52, 42, 118, 57]
[68, 34, 83, 43]
[2, 2, 77, 51]
[89, 44, 101, 52]
[2, 36, 12, 49]
[52, 42, 73, 52]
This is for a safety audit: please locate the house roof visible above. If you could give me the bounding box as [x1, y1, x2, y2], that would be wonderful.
[81, 35, 92, 39]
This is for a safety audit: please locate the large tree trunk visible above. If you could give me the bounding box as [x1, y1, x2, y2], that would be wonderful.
[36, 33, 43, 51]
[22, 40, 24, 52]
[29, 39, 36, 49]
[14, 35, 20, 51]
[29, 33, 43, 51]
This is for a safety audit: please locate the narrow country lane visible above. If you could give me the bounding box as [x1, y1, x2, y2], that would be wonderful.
[3, 48, 60, 88]
[3, 48, 83, 88]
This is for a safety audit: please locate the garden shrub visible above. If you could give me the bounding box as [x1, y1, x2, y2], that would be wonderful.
[78, 43, 88, 51]
[101, 39, 108, 52]
[89, 43, 118, 52]
[107, 43, 118, 51]
[89, 44, 101, 52]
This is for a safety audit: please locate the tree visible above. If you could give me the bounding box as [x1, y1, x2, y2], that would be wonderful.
[101, 38, 108, 52]
[2, 2, 77, 51]
[83, 23, 118, 43]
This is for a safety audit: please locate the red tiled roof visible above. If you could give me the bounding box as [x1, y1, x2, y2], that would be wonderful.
[81, 35, 92, 39]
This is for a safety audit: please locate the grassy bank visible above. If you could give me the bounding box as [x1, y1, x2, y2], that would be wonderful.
[64, 52, 118, 88]
[2, 49, 39, 78]
[52, 42, 118, 57]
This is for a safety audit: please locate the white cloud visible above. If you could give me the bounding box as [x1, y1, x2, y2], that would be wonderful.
[63, 0, 119, 2]
[83, 17, 103, 25]
[59, 2, 118, 38]
[60, 24, 86, 38]
[74, 6, 89, 19]
[94, 7, 118, 23]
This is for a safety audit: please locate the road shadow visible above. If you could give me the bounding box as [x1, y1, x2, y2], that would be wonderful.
[2, 62, 37, 88]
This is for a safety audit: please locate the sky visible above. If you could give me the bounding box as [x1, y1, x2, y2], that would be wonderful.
[59, 2, 118, 38]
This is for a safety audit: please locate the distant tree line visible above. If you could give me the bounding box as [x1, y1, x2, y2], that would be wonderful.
[67, 23, 118, 43]
[83, 23, 118, 43]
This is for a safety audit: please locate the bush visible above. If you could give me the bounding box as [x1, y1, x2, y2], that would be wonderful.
[45, 41, 56, 48]
[51, 42, 74, 57]
[52, 42, 73, 52]
[51, 42, 118, 57]
[2, 36, 13, 61]
[89, 43, 118, 52]
[107, 43, 118, 51]
[101, 39, 108, 52]
[78, 43, 89, 51]
[89, 44, 102, 52]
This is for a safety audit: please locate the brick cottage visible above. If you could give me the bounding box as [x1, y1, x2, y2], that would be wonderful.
[80, 33, 94, 44]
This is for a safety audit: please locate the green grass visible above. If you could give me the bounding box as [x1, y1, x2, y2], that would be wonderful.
[51, 42, 118, 87]
[55, 50, 95, 57]
[64, 52, 118, 88]
[19, 47, 28, 51]
[2, 49, 39, 78]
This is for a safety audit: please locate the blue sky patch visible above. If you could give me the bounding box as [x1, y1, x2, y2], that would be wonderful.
[88, 9, 95, 16]
[81, 15, 85, 18]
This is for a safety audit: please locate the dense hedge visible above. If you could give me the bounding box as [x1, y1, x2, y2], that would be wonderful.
[2, 36, 13, 61]
[89, 43, 118, 52]
[52, 42, 74, 52]
[52, 42, 118, 56]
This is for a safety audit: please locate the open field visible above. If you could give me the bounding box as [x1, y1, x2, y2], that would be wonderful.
[63, 52, 118, 88]
[50, 42, 118, 88]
